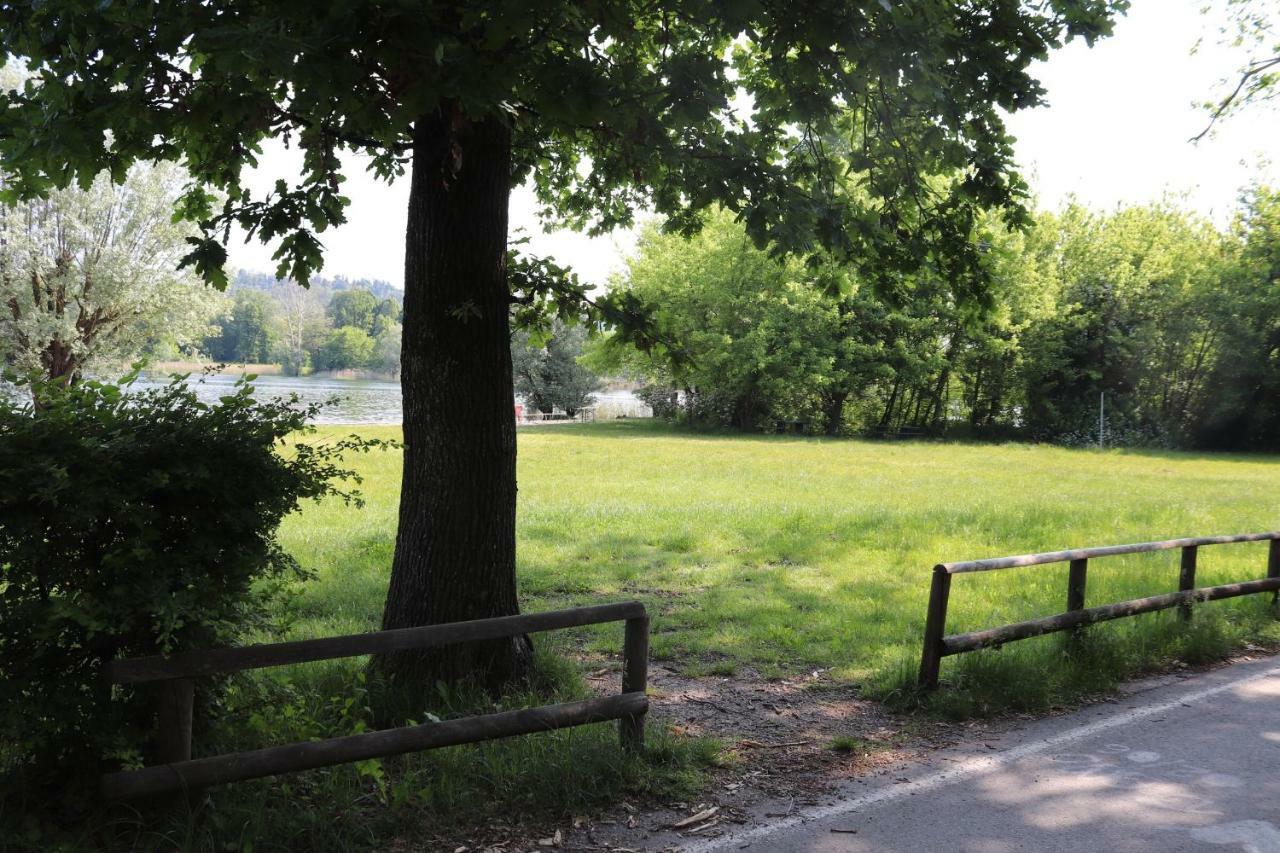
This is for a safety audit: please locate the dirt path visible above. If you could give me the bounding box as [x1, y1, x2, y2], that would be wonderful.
[548, 663, 988, 852]
[428, 661, 1009, 852]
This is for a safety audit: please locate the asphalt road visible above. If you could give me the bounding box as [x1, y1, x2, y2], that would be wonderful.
[687, 654, 1280, 853]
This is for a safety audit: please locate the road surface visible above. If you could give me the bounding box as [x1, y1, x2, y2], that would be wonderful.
[687, 654, 1280, 853]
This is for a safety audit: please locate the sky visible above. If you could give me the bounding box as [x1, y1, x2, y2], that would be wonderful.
[226, 0, 1280, 290]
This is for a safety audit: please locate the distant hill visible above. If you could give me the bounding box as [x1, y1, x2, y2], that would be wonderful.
[233, 269, 402, 303]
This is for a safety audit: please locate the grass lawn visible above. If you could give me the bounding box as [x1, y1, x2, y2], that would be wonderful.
[75, 421, 1280, 851]
[281, 419, 1280, 712]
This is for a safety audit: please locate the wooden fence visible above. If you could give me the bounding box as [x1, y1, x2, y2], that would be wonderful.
[102, 602, 650, 800]
[919, 533, 1280, 690]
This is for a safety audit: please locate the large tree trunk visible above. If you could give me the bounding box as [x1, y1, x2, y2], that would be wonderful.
[378, 108, 532, 691]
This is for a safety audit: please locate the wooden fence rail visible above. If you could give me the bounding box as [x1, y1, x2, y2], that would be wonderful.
[102, 602, 650, 800]
[919, 533, 1280, 690]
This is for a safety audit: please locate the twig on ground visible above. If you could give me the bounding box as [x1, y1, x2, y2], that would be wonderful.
[681, 694, 738, 715]
[670, 806, 719, 829]
[684, 818, 721, 834]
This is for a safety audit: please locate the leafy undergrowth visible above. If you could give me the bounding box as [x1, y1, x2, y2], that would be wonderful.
[14, 647, 720, 852]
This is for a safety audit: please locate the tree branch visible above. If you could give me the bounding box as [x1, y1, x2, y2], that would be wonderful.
[1191, 54, 1280, 143]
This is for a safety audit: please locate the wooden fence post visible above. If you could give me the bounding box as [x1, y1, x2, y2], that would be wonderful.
[919, 566, 952, 691]
[156, 677, 198, 803]
[1180, 546, 1198, 621]
[620, 615, 649, 751]
[1066, 558, 1088, 642]
[1269, 539, 1280, 606]
[158, 678, 194, 765]
[103, 603, 652, 799]
[1066, 558, 1088, 612]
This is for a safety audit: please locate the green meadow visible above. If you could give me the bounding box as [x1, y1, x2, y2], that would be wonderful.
[281, 420, 1280, 712]
[92, 421, 1280, 850]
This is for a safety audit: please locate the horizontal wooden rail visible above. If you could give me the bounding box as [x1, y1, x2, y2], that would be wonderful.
[102, 603, 650, 799]
[944, 577, 1280, 654]
[107, 601, 646, 685]
[940, 532, 1280, 574]
[919, 534, 1280, 690]
[103, 693, 646, 800]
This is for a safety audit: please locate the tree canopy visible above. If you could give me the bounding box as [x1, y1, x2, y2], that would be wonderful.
[327, 288, 382, 333]
[207, 289, 274, 364]
[1, 1, 1121, 295]
[601, 193, 1280, 450]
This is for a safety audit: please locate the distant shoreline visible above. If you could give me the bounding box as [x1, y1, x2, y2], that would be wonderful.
[149, 360, 281, 376]
[147, 361, 399, 383]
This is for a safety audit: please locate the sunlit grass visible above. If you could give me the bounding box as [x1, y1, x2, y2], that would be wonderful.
[281, 420, 1280, 711]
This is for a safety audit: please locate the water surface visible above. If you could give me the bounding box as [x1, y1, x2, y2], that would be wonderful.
[131, 373, 647, 425]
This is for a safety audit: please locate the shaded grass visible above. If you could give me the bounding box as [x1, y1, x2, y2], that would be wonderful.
[59, 643, 717, 852]
[285, 420, 1280, 713]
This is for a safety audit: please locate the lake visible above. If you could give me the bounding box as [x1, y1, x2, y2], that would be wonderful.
[129, 373, 649, 425]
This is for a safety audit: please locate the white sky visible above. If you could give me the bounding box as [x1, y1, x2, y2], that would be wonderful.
[227, 0, 1280, 290]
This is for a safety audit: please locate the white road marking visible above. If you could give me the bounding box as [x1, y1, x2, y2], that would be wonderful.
[685, 662, 1280, 852]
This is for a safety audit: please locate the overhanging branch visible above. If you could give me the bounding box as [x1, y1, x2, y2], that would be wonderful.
[1191, 54, 1280, 143]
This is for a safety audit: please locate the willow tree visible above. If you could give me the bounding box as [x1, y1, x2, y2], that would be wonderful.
[0, 0, 1121, 689]
[0, 160, 216, 385]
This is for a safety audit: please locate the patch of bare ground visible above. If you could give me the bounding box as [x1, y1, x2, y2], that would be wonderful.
[414, 661, 977, 852]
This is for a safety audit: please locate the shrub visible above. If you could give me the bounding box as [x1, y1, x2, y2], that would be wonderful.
[635, 384, 680, 420]
[0, 369, 385, 813]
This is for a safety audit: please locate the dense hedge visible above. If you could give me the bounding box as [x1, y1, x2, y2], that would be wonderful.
[0, 370, 384, 815]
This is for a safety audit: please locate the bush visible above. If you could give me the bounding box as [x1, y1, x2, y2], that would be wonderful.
[0, 370, 384, 814]
[636, 384, 680, 420]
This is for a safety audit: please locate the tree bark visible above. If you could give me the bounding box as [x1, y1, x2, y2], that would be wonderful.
[378, 108, 532, 691]
[823, 390, 847, 436]
[878, 377, 901, 429]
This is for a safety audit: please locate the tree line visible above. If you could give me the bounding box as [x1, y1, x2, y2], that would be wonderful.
[591, 192, 1280, 452]
[205, 272, 405, 376]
